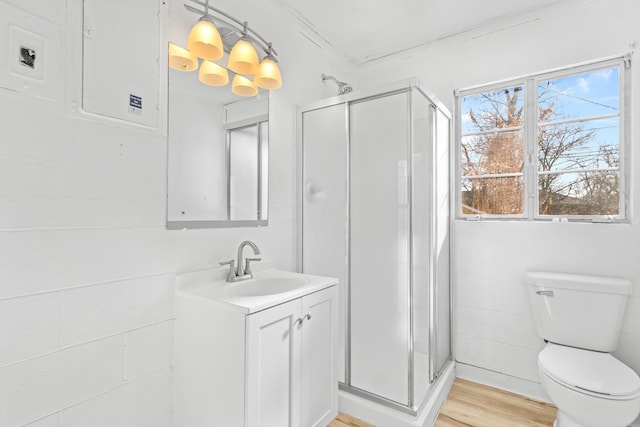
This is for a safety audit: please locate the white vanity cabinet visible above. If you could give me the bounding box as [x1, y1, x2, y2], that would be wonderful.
[174, 270, 338, 427]
[246, 286, 338, 426]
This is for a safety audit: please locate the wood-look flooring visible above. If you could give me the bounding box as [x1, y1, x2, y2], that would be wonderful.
[329, 412, 375, 427]
[328, 378, 557, 427]
[435, 378, 557, 426]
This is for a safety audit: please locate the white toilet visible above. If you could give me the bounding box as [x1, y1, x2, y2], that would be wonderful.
[525, 271, 640, 427]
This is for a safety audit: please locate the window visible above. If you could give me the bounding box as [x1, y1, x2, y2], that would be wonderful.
[456, 57, 629, 221]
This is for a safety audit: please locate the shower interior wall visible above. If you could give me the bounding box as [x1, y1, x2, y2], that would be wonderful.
[298, 81, 451, 414]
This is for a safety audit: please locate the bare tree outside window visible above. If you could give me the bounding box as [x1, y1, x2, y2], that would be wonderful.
[458, 63, 622, 219]
[461, 86, 524, 215]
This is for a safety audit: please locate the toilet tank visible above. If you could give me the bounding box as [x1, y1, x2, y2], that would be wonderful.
[525, 272, 631, 352]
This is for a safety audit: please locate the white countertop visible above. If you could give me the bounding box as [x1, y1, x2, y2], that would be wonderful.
[176, 265, 338, 314]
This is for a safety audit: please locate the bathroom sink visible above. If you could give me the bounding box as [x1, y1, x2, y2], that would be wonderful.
[224, 276, 309, 297]
[177, 266, 338, 314]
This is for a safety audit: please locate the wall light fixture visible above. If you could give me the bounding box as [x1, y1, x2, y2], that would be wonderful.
[169, 0, 282, 96]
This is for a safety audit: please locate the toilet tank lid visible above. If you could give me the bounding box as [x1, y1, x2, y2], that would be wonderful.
[525, 271, 631, 295]
[539, 343, 640, 397]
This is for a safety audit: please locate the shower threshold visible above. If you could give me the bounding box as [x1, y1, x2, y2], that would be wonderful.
[338, 360, 455, 427]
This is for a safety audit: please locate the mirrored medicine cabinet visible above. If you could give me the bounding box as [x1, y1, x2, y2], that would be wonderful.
[166, 65, 269, 229]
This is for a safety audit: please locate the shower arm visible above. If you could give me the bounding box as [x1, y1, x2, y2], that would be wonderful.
[321, 73, 353, 95]
[321, 73, 339, 85]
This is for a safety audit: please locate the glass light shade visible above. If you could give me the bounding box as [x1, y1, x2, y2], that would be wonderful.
[228, 39, 259, 75]
[187, 18, 224, 60]
[231, 75, 259, 97]
[168, 43, 198, 71]
[199, 60, 229, 86]
[254, 57, 282, 89]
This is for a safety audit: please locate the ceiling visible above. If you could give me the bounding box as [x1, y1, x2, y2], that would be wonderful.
[270, 0, 577, 64]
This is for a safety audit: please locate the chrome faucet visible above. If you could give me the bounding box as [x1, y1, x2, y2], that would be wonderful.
[220, 240, 262, 282]
[236, 240, 261, 278]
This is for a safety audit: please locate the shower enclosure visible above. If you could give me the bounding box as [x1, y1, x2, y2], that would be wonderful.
[297, 80, 452, 418]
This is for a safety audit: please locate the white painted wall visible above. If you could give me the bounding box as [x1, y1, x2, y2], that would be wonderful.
[6, 0, 638, 423]
[0, 0, 355, 425]
[357, 0, 640, 399]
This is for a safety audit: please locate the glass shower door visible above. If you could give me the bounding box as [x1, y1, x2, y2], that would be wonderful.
[411, 92, 432, 404]
[301, 104, 349, 382]
[349, 92, 410, 404]
[433, 108, 451, 378]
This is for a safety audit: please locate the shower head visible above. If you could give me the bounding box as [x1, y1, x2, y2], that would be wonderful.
[321, 73, 353, 95]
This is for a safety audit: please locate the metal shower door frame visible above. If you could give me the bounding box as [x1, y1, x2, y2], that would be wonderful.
[296, 79, 452, 416]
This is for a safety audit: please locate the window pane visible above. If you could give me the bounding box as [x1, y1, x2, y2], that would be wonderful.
[461, 130, 524, 177]
[538, 117, 619, 172]
[461, 86, 524, 134]
[538, 171, 619, 216]
[461, 176, 524, 215]
[538, 67, 619, 123]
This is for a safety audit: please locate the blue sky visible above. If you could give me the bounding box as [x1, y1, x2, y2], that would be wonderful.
[539, 66, 620, 170]
[538, 66, 619, 122]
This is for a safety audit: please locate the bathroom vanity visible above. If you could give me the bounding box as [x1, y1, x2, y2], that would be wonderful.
[174, 266, 339, 427]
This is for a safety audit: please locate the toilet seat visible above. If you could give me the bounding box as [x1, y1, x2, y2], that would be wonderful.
[539, 343, 640, 399]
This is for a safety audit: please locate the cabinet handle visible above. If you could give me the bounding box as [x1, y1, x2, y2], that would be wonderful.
[296, 313, 312, 325]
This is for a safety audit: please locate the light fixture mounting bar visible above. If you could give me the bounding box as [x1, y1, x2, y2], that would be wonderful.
[184, 0, 278, 58]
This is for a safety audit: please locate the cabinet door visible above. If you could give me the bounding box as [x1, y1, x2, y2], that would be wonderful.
[246, 299, 301, 427]
[301, 286, 339, 427]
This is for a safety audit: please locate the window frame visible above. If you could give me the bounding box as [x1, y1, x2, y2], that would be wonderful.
[454, 56, 630, 222]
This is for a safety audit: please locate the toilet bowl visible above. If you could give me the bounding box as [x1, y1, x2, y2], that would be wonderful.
[525, 272, 640, 427]
[538, 343, 640, 427]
